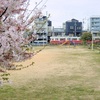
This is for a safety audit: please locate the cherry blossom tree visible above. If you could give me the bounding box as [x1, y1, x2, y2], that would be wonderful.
[0, 0, 44, 69]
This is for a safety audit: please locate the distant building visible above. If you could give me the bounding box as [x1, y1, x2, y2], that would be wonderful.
[32, 16, 52, 45]
[65, 19, 82, 37]
[89, 16, 100, 38]
[90, 16, 100, 32]
[52, 28, 65, 36]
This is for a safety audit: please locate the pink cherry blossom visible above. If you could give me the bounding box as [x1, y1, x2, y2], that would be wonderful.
[0, 0, 43, 69]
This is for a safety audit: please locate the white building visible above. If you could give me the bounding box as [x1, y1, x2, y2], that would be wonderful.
[32, 16, 52, 45]
[90, 16, 100, 37]
[90, 16, 100, 32]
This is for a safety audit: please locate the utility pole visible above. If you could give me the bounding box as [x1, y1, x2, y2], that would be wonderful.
[91, 31, 94, 50]
[75, 21, 76, 37]
[46, 11, 48, 45]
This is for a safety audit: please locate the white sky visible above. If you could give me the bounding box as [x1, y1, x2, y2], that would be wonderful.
[29, 0, 100, 29]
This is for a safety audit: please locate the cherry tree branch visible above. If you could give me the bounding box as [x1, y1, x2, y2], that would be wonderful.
[0, 7, 8, 18]
[25, 0, 43, 22]
[23, 0, 30, 15]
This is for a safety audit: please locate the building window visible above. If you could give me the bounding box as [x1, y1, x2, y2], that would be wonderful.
[77, 27, 81, 29]
[60, 38, 65, 41]
[55, 38, 58, 40]
[70, 26, 74, 29]
[51, 39, 54, 41]
[72, 38, 77, 40]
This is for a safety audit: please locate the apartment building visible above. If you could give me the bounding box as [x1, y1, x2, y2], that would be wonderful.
[90, 16, 100, 31]
[33, 16, 52, 45]
[90, 16, 100, 37]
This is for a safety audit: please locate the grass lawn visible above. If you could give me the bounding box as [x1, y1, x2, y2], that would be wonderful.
[0, 45, 100, 100]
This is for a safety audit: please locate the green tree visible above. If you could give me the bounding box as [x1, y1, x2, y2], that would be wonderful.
[81, 32, 92, 44]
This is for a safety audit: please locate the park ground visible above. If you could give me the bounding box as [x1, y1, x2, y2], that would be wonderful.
[0, 45, 100, 100]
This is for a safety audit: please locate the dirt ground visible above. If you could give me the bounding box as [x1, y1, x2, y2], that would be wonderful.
[7, 45, 100, 89]
[9, 46, 62, 86]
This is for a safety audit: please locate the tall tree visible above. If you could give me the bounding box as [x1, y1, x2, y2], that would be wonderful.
[0, 0, 43, 69]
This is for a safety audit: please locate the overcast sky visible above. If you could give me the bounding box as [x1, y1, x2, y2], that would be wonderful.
[30, 0, 100, 29]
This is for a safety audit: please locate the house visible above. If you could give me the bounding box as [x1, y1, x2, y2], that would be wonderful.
[65, 19, 82, 37]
